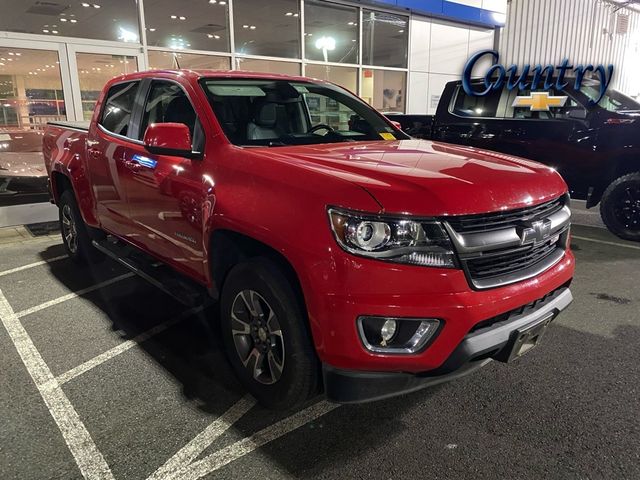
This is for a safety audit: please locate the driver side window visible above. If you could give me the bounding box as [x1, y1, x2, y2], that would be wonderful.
[140, 80, 202, 150]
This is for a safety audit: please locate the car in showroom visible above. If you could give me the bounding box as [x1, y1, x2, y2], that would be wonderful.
[386, 79, 640, 241]
[43, 70, 574, 409]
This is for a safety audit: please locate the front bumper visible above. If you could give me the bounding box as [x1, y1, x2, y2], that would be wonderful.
[324, 287, 573, 403]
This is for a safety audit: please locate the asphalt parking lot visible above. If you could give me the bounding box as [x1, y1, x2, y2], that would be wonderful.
[1, 205, 640, 480]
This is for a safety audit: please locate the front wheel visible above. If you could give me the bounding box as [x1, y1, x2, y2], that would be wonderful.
[600, 172, 640, 242]
[220, 258, 319, 410]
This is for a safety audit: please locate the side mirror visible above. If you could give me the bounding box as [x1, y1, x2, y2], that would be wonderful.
[143, 123, 196, 158]
[389, 120, 402, 130]
[567, 109, 587, 120]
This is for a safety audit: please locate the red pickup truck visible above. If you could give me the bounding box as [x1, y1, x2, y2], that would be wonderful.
[43, 70, 574, 409]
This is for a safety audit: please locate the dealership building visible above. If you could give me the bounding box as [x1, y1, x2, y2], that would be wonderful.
[0, 0, 638, 222]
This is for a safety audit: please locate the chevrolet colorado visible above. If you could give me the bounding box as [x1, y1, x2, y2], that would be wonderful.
[387, 77, 640, 241]
[43, 70, 574, 409]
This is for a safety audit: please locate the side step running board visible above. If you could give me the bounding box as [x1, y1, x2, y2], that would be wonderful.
[92, 239, 206, 307]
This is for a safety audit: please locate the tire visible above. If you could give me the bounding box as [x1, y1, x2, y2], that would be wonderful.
[600, 172, 640, 242]
[58, 190, 104, 263]
[220, 258, 319, 410]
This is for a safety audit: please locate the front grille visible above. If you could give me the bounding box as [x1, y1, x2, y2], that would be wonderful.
[444, 195, 570, 289]
[465, 236, 560, 280]
[445, 196, 565, 234]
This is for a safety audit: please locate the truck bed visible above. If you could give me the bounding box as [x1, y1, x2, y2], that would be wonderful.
[47, 121, 90, 132]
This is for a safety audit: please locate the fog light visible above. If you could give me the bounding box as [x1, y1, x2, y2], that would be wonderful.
[380, 319, 397, 344]
[358, 316, 441, 354]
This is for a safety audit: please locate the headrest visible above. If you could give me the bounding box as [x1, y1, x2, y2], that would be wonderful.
[254, 102, 277, 127]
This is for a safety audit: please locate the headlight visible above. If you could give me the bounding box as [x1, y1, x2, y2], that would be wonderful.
[328, 208, 456, 267]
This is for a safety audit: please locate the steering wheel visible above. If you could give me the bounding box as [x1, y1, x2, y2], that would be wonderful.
[308, 123, 335, 135]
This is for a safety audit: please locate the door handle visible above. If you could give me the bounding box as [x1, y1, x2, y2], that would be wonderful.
[123, 159, 143, 172]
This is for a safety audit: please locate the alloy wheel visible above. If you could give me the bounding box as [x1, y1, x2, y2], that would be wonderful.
[613, 185, 640, 230]
[61, 204, 78, 254]
[230, 289, 285, 385]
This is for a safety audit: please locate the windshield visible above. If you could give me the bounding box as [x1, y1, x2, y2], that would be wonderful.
[579, 82, 640, 113]
[200, 78, 408, 147]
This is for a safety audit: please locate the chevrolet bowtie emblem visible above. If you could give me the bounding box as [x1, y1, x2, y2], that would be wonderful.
[512, 92, 568, 112]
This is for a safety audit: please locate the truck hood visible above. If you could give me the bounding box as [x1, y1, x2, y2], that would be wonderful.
[264, 139, 567, 216]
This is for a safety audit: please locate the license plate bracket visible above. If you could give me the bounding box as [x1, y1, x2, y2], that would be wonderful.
[505, 312, 555, 362]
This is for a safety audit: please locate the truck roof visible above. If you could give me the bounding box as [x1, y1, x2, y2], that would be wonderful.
[112, 69, 326, 85]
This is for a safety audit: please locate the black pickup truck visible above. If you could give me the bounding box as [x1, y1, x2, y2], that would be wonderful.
[387, 79, 640, 241]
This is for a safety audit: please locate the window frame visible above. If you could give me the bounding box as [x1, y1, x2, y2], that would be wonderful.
[97, 79, 144, 141]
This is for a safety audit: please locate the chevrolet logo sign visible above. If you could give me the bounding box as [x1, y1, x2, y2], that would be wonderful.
[512, 92, 568, 112]
[517, 219, 553, 245]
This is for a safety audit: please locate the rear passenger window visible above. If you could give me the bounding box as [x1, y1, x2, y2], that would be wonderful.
[452, 87, 501, 118]
[100, 81, 139, 137]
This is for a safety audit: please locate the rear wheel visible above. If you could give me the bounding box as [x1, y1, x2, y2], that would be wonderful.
[220, 258, 319, 410]
[600, 172, 640, 242]
[58, 190, 103, 263]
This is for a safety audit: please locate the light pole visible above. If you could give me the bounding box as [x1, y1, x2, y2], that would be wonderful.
[314, 36, 336, 63]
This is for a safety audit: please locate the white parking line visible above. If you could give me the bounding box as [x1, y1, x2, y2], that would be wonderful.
[0, 289, 114, 480]
[171, 401, 340, 480]
[0, 255, 67, 278]
[572, 235, 640, 251]
[148, 395, 256, 480]
[56, 304, 207, 385]
[15, 272, 135, 318]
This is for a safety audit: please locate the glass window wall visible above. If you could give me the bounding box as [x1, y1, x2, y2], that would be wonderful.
[233, 0, 300, 58]
[0, 0, 140, 44]
[362, 10, 408, 68]
[144, 0, 230, 52]
[0, 47, 66, 206]
[148, 51, 230, 70]
[304, 1, 358, 64]
[361, 69, 406, 113]
[75, 53, 138, 120]
[305, 64, 357, 94]
[235, 58, 300, 75]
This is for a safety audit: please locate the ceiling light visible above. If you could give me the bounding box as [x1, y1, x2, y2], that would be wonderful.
[398, 29, 404, 33]
[171, 15, 177, 19]
[242, 24, 248, 28]
[149, 27, 156, 31]
[43, 29, 49, 33]
[207, 33, 213, 38]
[70, 19, 77, 23]
[285, 12, 292, 16]
[219, 1, 226, 4]
[249, 25, 256, 29]
[15, 53, 21, 56]
[214, 34, 220, 39]
[81, 2, 90, 6]
[293, 13, 298, 17]
[60, 18, 67, 22]
[0, 63, 4, 66]
[209, 0, 216, 3]
[179, 16, 186, 20]
[8, 52, 13, 55]
[52, 30, 58, 34]
[93, 3, 101, 8]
